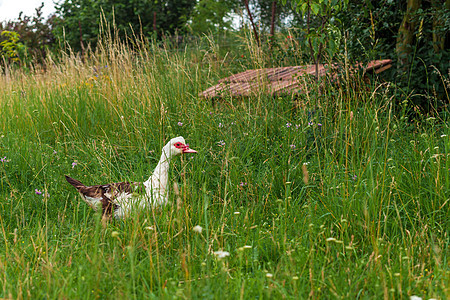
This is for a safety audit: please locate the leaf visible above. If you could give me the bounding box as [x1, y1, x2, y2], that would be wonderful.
[298, 2, 308, 14]
[328, 39, 336, 53]
[311, 3, 320, 15]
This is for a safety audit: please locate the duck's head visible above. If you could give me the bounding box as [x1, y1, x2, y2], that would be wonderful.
[163, 136, 197, 157]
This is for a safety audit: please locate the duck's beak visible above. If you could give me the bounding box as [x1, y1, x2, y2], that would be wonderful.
[182, 145, 197, 153]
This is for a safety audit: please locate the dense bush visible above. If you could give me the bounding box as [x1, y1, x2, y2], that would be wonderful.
[0, 3, 56, 65]
[337, 0, 450, 111]
[52, 0, 196, 52]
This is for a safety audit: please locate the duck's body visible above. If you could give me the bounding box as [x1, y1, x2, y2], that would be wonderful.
[65, 136, 196, 218]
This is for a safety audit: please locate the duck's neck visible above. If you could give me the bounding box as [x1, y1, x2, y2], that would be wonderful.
[144, 150, 171, 202]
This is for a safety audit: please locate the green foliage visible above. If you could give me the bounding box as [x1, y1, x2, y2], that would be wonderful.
[248, 0, 300, 32]
[0, 30, 27, 63]
[336, 0, 450, 110]
[291, 0, 348, 15]
[0, 3, 56, 64]
[282, 0, 348, 81]
[189, 0, 234, 34]
[53, 0, 197, 52]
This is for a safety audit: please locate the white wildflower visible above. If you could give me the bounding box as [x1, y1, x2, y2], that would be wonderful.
[193, 225, 203, 233]
[213, 250, 230, 259]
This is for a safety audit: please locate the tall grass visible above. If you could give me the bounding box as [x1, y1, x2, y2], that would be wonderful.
[0, 34, 448, 299]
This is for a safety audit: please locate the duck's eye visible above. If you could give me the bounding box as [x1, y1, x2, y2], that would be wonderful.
[175, 143, 182, 148]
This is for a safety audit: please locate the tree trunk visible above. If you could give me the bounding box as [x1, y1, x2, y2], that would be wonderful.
[431, 0, 450, 52]
[396, 0, 421, 71]
[270, 1, 277, 36]
[244, 0, 260, 46]
[78, 20, 85, 61]
[447, 0, 450, 49]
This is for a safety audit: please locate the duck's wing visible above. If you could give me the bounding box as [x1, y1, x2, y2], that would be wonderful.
[100, 181, 146, 216]
[65, 175, 145, 217]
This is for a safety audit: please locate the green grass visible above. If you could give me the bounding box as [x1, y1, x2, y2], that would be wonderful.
[0, 38, 448, 299]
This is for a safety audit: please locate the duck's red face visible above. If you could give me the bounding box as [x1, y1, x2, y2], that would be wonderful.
[174, 142, 197, 153]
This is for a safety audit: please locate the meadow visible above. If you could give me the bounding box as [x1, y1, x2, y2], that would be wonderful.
[0, 36, 448, 299]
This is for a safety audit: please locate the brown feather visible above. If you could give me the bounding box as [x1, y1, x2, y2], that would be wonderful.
[65, 175, 145, 217]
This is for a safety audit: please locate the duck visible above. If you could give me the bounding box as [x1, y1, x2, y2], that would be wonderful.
[65, 136, 197, 218]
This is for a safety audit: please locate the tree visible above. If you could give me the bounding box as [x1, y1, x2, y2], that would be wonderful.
[0, 31, 27, 64]
[0, 3, 56, 64]
[396, 0, 422, 71]
[241, 0, 301, 33]
[396, 0, 450, 72]
[336, 0, 450, 109]
[53, 0, 197, 52]
[431, 0, 450, 52]
[189, 0, 234, 34]
[283, 0, 348, 81]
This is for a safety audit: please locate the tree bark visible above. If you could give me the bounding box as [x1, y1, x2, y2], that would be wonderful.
[396, 0, 421, 71]
[431, 0, 450, 52]
[270, 1, 277, 36]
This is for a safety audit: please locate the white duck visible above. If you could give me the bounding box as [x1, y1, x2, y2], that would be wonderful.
[65, 136, 197, 218]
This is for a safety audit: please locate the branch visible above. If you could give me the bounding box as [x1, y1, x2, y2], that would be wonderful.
[244, 0, 260, 46]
